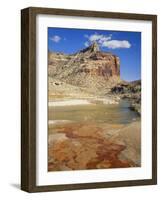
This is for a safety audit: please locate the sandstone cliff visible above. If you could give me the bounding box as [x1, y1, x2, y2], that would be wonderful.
[48, 42, 120, 93]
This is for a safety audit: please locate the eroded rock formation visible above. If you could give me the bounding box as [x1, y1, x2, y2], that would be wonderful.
[48, 42, 120, 90]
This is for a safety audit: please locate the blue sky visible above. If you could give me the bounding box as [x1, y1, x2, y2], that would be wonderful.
[48, 27, 141, 81]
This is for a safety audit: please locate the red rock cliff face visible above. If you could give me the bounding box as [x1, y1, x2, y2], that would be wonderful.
[79, 51, 120, 78]
[48, 42, 120, 87]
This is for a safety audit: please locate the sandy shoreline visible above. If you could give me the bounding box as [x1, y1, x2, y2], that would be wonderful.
[48, 98, 118, 107]
[49, 99, 91, 106]
[48, 120, 72, 125]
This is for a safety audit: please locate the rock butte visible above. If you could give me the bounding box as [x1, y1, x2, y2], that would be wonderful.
[48, 42, 120, 90]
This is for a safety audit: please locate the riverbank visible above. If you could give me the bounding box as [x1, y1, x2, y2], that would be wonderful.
[48, 97, 119, 107]
[49, 99, 91, 107]
[110, 81, 141, 115]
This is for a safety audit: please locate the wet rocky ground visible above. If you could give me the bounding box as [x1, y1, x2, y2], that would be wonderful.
[48, 121, 141, 171]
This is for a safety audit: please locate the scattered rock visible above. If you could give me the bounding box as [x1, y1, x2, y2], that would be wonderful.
[110, 80, 141, 115]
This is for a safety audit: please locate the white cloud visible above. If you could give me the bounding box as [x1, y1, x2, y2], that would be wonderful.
[89, 34, 103, 42]
[88, 33, 112, 43]
[102, 40, 131, 49]
[84, 41, 89, 47]
[50, 35, 61, 43]
[84, 33, 131, 49]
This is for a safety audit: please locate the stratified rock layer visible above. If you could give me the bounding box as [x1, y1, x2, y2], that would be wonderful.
[48, 42, 120, 90]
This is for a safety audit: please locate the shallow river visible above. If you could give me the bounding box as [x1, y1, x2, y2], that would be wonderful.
[48, 100, 140, 125]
